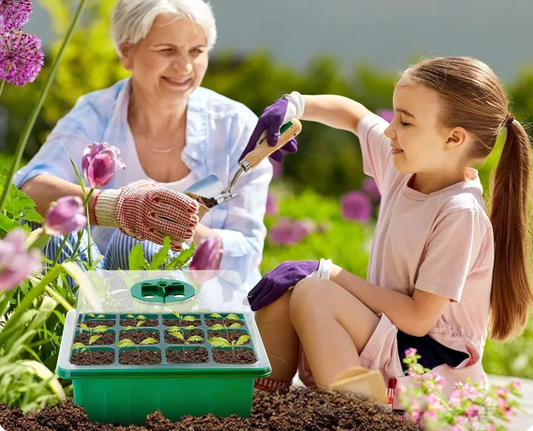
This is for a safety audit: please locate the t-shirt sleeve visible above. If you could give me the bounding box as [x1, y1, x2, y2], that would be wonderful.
[356, 113, 393, 190]
[415, 209, 491, 302]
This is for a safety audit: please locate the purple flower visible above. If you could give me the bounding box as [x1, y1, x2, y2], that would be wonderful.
[340, 191, 373, 222]
[0, 228, 42, 291]
[0, 0, 33, 32]
[377, 109, 394, 123]
[268, 217, 313, 246]
[82, 142, 125, 189]
[266, 192, 278, 216]
[0, 30, 44, 86]
[190, 236, 222, 270]
[43, 196, 87, 235]
[361, 177, 381, 201]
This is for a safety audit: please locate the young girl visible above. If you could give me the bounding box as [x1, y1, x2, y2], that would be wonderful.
[243, 57, 533, 400]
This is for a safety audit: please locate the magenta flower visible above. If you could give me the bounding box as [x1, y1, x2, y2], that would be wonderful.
[405, 348, 417, 358]
[0, 30, 44, 86]
[189, 236, 222, 270]
[43, 196, 87, 235]
[361, 177, 381, 201]
[0, 0, 33, 32]
[268, 217, 313, 246]
[266, 192, 278, 216]
[377, 109, 394, 123]
[0, 228, 42, 291]
[340, 191, 373, 222]
[82, 142, 125, 189]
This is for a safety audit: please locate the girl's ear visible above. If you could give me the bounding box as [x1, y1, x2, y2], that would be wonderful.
[119, 43, 135, 70]
[445, 127, 468, 153]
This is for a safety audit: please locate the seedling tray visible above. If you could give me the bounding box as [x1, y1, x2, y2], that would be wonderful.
[56, 271, 270, 426]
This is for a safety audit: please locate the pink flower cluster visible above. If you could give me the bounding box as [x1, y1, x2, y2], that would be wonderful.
[399, 348, 522, 430]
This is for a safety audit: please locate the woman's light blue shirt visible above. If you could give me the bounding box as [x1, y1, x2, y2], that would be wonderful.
[14, 79, 272, 286]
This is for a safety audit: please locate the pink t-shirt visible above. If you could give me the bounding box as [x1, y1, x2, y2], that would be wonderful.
[358, 114, 494, 358]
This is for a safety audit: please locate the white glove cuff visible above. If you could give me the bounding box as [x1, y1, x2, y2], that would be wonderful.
[94, 189, 121, 228]
[283, 91, 305, 124]
[305, 258, 332, 281]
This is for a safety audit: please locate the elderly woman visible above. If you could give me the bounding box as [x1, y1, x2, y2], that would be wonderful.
[14, 0, 273, 286]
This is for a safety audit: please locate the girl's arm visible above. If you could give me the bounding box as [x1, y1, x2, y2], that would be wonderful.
[301, 95, 373, 135]
[330, 264, 450, 337]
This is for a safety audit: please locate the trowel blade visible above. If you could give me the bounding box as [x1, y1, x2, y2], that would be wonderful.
[184, 173, 225, 198]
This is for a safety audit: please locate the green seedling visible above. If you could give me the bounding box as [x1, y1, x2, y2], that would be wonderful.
[87, 313, 106, 319]
[208, 334, 250, 350]
[125, 314, 147, 319]
[122, 320, 146, 331]
[71, 334, 103, 352]
[171, 311, 197, 322]
[167, 327, 204, 344]
[209, 313, 241, 323]
[78, 323, 109, 335]
[117, 337, 158, 354]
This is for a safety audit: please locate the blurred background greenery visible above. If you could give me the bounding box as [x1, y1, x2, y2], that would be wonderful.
[2, 0, 533, 382]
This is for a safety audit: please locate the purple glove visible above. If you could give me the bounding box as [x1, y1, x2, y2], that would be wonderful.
[247, 260, 319, 311]
[239, 98, 299, 163]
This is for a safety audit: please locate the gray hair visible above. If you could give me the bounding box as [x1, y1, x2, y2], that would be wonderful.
[111, 0, 217, 55]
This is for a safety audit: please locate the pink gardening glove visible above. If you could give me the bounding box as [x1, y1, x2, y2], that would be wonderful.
[93, 180, 200, 252]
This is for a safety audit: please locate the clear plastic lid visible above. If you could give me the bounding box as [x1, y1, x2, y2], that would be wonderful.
[77, 269, 251, 315]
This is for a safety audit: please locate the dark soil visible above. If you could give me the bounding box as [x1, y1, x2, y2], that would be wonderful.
[185, 192, 218, 209]
[70, 350, 114, 366]
[166, 347, 209, 363]
[74, 331, 115, 346]
[119, 330, 160, 344]
[119, 349, 162, 365]
[164, 329, 204, 344]
[212, 348, 256, 364]
[0, 388, 418, 430]
[162, 318, 201, 327]
[83, 320, 115, 328]
[208, 329, 250, 344]
[120, 318, 158, 327]
[205, 318, 244, 327]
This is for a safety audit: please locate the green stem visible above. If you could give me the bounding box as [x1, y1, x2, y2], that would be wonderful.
[0, 80, 5, 100]
[45, 286, 73, 311]
[52, 235, 69, 267]
[84, 188, 94, 267]
[0, 0, 88, 215]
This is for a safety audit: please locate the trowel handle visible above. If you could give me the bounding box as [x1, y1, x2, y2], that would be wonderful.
[241, 119, 303, 169]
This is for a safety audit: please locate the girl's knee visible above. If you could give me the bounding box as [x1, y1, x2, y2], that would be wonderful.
[290, 278, 330, 325]
[256, 291, 292, 323]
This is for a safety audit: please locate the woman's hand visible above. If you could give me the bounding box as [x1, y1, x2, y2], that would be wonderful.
[247, 260, 320, 311]
[239, 92, 304, 163]
[93, 180, 200, 252]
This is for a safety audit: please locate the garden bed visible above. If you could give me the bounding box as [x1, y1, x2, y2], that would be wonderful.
[0, 388, 417, 430]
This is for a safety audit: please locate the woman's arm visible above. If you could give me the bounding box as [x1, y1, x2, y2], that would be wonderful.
[301, 95, 374, 135]
[329, 264, 450, 337]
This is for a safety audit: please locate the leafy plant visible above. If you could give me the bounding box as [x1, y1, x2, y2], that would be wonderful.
[171, 311, 198, 322]
[77, 322, 109, 335]
[208, 334, 250, 350]
[128, 238, 196, 270]
[117, 338, 158, 354]
[167, 327, 204, 344]
[122, 319, 147, 331]
[70, 333, 103, 352]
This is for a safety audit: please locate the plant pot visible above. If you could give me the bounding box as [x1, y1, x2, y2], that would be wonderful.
[57, 309, 270, 426]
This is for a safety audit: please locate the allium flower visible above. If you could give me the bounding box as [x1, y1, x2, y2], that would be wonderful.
[269, 217, 312, 246]
[377, 109, 395, 123]
[189, 236, 222, 271]
[266, 192, 278, 216]
[0, 30, 44, 86]
[82, 142, 125, 189]
[293, 219, 315, 237]
[43, 196, 87, 235]
[340, 191, 373, 222]
[361, 177, 381, 201]
[0, 0, 33, 32]
[0, 228, 42, 291]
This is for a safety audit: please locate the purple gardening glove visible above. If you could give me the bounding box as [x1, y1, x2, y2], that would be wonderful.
[247, 260, 319, 311]
[239, 97, 299, 163]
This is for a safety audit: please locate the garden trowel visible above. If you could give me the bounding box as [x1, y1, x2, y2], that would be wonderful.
[185, 119, 302, 206]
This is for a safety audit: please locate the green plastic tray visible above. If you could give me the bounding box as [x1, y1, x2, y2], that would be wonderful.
[57, 309, 271, 425]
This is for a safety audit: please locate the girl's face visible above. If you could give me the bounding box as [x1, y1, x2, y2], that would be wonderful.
[120, 14, 209, 104]
[384, 75, 467, 176]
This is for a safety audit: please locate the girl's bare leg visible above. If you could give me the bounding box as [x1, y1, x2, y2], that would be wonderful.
[255, 291, 300, 383]
[290, 277, 380, 388]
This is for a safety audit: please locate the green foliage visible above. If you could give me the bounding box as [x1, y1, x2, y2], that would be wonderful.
[261, 188, 373, 277]
[208, 334, 250, 349]
[128, 239, 196, 270]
